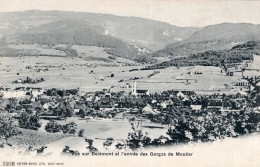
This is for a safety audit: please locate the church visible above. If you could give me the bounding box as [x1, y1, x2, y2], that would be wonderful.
[131, 81, 150, 96]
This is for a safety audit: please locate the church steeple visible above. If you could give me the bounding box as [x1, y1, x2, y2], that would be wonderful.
[132, 81, 137, 95]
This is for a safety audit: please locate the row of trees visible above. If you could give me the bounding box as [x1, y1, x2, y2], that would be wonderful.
[101, 110, 260, 151]
[53, 108, 260, 155]
[45, 120, 84, 137]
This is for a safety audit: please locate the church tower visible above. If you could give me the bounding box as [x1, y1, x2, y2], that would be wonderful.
[132, 81, 137, 95]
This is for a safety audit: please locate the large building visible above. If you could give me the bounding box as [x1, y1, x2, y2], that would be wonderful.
[131, 81, 149, 96]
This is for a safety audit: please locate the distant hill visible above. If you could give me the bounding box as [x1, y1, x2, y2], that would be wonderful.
[155, 23, 260, 57]
[0, 10, 197, 59]
[2, 11, 260, 62]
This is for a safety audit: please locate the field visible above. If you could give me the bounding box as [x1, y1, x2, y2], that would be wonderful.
[7, 128, 68, 149]
[43, 117, 167, 153]
[138, 65, 245, 95]
[243, 55, 260, 78]
[0, 55, 255, 95]
[0, 55, 142, 92]
[71, 45, 136, 64]
[6, 117, 167, 153]
[8, 44, 67, 56]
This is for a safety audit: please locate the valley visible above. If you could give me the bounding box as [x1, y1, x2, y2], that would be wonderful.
[0, 55, 253, 95]
[0, 10, 260, 157]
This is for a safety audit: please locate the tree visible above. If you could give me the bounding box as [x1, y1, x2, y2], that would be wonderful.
[126, 121, 151, 150]
[5, 98, 17, 113]
[45, 120, 62, 133]
[62, 122, 77, 135]
[0, 115, 21, 147]
[77, 109, 86, 118]
[18, 112, 41, 130]
[255, 94, 260, 106]
[85, 138, 98, 153]
[183, 100, 191, 107]
[65, 102, 74, 117]
[93, 103, 100, 110]
[166, 121, 192, 143]
[201, 98, 209, 110]
[55, 100, 74, 118]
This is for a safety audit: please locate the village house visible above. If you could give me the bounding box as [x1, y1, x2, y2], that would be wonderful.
[142, 104, 160, 115]
[136, 89, 150, 96]
[208, 99, 223, 111]
[191, 105, 202, 111]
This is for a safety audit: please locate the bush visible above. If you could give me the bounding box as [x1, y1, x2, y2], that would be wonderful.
[62, 122, 77, 135]
[115, 142, 125, 150]
[103, 138, 114, 149]
[62, 146, 80, 155]
[108, 56, 117, 60]
[78, 129, 84, 137]
[151, 136, 170, 145]
[45, 120, 62, 133]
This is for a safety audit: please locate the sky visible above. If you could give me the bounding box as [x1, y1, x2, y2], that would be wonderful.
[1, 0, 260, 27]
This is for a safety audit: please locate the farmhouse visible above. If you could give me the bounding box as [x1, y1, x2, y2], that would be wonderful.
[208, 99, 223, 110]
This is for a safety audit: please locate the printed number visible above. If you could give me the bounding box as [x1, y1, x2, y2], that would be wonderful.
[3, 162, 15, 166]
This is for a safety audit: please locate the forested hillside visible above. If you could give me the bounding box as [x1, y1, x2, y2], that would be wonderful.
[0, 10, 197, 59]
[144, 41, 260, 70]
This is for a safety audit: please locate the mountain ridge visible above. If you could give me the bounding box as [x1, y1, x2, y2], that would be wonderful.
[0, 10, 198, 52]
[1, 10, 260, 62]
[155, 23, 260, 58]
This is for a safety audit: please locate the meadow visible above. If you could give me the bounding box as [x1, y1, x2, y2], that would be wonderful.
[0, 54, 253, 95]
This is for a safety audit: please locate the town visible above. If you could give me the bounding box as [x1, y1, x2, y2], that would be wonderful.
[1, 70, 260, 154]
